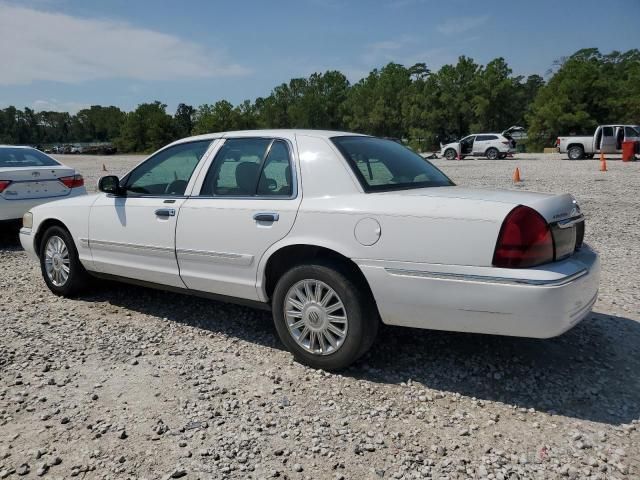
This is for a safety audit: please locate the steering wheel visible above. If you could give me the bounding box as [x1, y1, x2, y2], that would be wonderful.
[164, 179, 188, 195]
[265, 178, 277, 192]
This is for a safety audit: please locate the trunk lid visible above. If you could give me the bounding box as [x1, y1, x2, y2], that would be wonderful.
[380, 186, 585, 261]
[0, 166, 76, 200]
[387, 187, 580, 223]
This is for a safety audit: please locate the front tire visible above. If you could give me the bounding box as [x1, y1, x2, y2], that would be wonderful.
[39, 226, 89, 297]
[486, 147, 499, 160]
[272, 261, 378, 371]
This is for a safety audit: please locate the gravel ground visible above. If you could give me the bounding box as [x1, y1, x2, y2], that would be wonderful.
[1, 153, 638, 479]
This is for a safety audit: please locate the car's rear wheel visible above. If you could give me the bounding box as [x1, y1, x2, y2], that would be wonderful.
[486, 147, 499, 160]
[444, 148, 457, 160]
[568, 146, 584, 160]
[272, 261, 378, 371]
[39, 225, 89, 297]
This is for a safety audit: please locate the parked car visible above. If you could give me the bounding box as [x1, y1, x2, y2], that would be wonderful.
[440, 127, 524, 160]
[556, 125, 640, 160]
[1, 146, 86, 223]
[20, 130, 599, 370]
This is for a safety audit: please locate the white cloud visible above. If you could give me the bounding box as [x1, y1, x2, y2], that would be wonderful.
[437, 15, 489, 35]
[0, 3, 251, 86]
[32, 99, 90, 113]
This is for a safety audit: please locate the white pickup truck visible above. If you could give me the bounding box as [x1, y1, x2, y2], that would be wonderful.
[557, 125, 640, 160]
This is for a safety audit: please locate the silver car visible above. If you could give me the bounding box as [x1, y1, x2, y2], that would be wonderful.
[0, 146, 86, 222]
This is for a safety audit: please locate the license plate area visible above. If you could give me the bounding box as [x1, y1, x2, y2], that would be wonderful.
[5, 180, 68, 199]
[552, 217, 584, 260]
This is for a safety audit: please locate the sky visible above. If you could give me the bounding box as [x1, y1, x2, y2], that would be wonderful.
[1, 0, 638, 114]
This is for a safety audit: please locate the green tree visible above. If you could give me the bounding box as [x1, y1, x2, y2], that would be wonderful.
[116, 102, 175, 152]
[526, 48, 639, 148]
[174, 103, 195, 138]
[192, 100, 239, 134]
[343, 63, 411, 138]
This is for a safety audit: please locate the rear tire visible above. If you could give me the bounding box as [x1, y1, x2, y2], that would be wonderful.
[444, 149, 457, 160]
[486, 147, 499, 160]
[39, 226, 90, 297]
[272, 261, 378, 371]
[568, 146, 584, 160]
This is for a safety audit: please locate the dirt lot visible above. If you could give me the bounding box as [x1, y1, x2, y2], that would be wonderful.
[1, 153, 638, 479]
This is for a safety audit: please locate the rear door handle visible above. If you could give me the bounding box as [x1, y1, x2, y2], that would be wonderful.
[155, 208, 175, 217]
[253, 212, 279, 222]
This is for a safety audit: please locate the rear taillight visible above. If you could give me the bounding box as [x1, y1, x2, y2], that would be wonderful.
[501, 141, 510, 145]
[59, 174, 84, 189]
[493, 205, 554, 268]
[556, 138, 560, 146]
[0, 180, 11, 193]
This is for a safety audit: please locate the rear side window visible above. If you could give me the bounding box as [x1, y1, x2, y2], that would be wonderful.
[201, 138, 294, 197]
[332, 136, 454, 192]
[0, 148, 60, 168]
[476, 135, 498, 141]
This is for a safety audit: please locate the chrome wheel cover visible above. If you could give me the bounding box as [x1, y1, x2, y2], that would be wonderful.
[284, 279, 348, 356]
[44, 235, 70, 287]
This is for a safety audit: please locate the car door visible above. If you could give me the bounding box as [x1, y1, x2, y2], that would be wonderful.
[88, 140, 214, 287]
[460, 135, 475, 155]
[176, 136, 301, 300]
[599, 126, 616, 153]
[472, 135, 489, 155]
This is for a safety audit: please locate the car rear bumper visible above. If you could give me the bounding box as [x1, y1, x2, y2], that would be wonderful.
[357, 244, 600, 338]
[0, 187, 87, 221]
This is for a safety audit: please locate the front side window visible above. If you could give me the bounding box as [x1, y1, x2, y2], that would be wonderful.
[0, 148, 60, 168]
[602, 126, 614, 137]
[123, 140, 211, 196]
[332, 136, 454, 192]
[624, 126, 639, 137]
[201, 138, 293, 197]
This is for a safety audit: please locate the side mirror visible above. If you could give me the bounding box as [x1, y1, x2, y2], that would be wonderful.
[98, 175, 122, 195]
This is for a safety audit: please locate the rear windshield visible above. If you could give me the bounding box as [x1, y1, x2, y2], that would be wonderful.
[331, 136, 454, 192]
[0, 148, 60, 168]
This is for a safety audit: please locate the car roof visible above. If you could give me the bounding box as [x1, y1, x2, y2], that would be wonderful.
[0, 145, 37, 149]
[169, 129, 368, 146]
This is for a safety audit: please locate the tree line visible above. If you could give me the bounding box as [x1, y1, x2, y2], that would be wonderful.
[0, 48, 637, 153]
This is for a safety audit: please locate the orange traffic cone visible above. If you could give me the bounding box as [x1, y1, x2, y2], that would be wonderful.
[513, 167, 521, 183]
[102, 163, 107, 172]
[599, 152, 607, 172]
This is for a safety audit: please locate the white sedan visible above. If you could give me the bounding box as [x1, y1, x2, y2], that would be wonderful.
[1, 146, 86, 222]
[20, 130, 600, 370]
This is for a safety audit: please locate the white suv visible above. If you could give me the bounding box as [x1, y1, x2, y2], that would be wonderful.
[441, 127, 524, 160]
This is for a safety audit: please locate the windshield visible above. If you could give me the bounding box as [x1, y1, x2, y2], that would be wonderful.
[0, 147, 60, 168]
[332, 136, 454, 192]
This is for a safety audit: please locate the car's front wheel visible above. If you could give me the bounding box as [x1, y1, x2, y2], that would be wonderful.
[272, 261, 378, 371]
[39, 225, 89, 297]
[444, 148, 457, 160]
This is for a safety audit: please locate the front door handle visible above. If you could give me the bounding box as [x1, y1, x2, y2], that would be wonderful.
[155, 208, 175, 217]
[253, 212, 279, 222]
